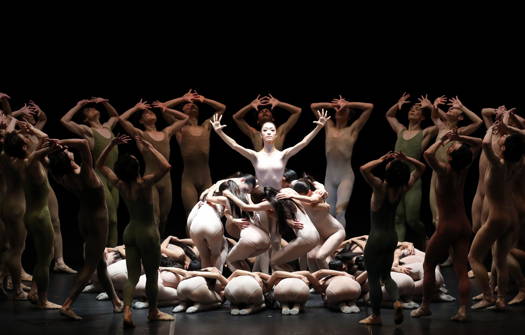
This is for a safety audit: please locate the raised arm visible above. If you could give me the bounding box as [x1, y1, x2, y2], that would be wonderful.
[27, 101, 47, 130]
[118, 101, 150, 137]
[210, 113, 257, 161]
[152, 101, 189, 137]
[450, 97, 482, 135]
[385, 93, 410, 134]
[282, 109, 329, 160]
[232, 95, 264, 138]
[360, 153, 391, 190]
[61, 99, 93, 137]
[96, 135, 131, 187]
[342, 101, 374, 134]
[482, 126, 500, 165]
[190, 270, 229, 287]
[136, 136, 172, 186]
[504, 110, 525, 140]
[57, 138, 93, 168]
[431, 95, 448, 126]
[0, 93, 12, 114]
[269, 95, 302, 135]
[423, 137, 449, 175]
[94, 98, 120, 129]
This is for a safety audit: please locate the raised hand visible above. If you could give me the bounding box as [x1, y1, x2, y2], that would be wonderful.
[112, 134, 132, 145]
[0, 92, 10, 100]
[267, 94, 280, 110]
[313, 109, 331, 127]
[182, 89, 195, 103]
[418, 94, 432, 109]
[191, 92, 205, 103]
[397, 92, 411, 110]
[250, 94, 265, 110]
[392, 151, 408, 161]
[433, 95, 447, 108]
[380, 151, 396, 161]
[152, 100, 168, 112]
[135, 99, 151, 110]
[442, 129, 459, 143]
[448, 96, 463, 109]
[91, 97, 109, 104]
[209, 113, 227, 132]
[76, 98, 92, 107]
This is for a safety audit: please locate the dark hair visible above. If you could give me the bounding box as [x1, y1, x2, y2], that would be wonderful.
[200, 268, 218, 290]
[250, 186, 266, 204]
[328, 259, 344, 271]
[48, 148, 75, 177]
[292, 180, 311, 195]
[227, 171, 256, 190]
[172, 241, 199, 263]
[218, 180, 250, 219]
[384, 159, 410, 188]
[3, 132, 27, 158]
[283, 169, 298, 183]
[159, 255, 183, 268]
[188, 259, 201, 271]
[503, 134, 524, 163]
[114, 154, 140, 182]
[449, 144, 473, 171]
[264, 186, 302, 235]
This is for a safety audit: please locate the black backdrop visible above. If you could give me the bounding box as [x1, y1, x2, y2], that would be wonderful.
[1, 14, 524, 267]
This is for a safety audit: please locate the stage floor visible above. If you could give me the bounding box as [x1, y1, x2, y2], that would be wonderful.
[1, 267, 524, 335]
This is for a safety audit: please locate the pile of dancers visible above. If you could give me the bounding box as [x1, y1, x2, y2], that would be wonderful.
[0, 90, 524, 328]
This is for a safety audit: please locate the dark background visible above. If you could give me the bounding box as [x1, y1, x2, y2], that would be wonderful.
[1, 8, 523, 267]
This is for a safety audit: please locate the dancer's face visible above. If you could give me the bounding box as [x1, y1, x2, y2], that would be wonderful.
[82, 107, 100, 122]
[257, 108, 273, 124]
[446, 107, 464, 123]
[260, 122, 277, 143]
[140, 109, 157, 125]
[182, 102, 199, 118]
[408, 104, 424, 123]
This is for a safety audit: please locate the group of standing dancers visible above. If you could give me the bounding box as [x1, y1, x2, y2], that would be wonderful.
[1, 90, 524, 328]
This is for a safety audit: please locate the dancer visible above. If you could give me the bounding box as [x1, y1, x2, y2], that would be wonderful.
[61, 98, 121, 246]
[47, 139, 124, 319]
[411, 130, 481, 321]
[386, 93, 437, 249]
[358, 151, 425, 325]
[97, 135, 173, 328]
[161, 90, 226, 215]
[233, 94, 302, 151]
[311, 96, 373, 226]
[118, 100, 189, 235]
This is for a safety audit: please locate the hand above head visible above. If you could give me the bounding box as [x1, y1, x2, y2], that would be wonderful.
[433, 95, 447, 108]
[380, 151, 396, 161]
[152, 100, 168, 112]
[250, 94, 265, 110]
[76, 98, 92, 107]
[91, 97, 109, 104]
[417, 94, 432, 109]
[0, 92, 11, 100]
[313, 109, 331, 127]
[267, 94, 280, 110]
[447, 96, 463, 109]
[135, 99, 151, 110]
[397, 92, 411, 110]
[190, 92, 205, 103]
[209, 113, 227, 132]
[182, 89, 196, 103]
[27, 100, 42, 113]
[112, 134, 132, 145]
[392, 151, 408, 161]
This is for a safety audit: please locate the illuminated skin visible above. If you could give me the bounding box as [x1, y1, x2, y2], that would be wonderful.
[385, 93, 437, 250]
[161, 90, 226, 217]
[97, 135, 173, 328]
[429, 96, 482, 229]
[118, 99, 189, 236]
[411, 131, 481, 321]
[310, 97, 373, 227]
[61, 98, 121, 246]
[313, 269, 363, 313]
[233, 94, 302, 151]
[47, 139, 123, 320]
[211, 110, 329, 189]
[469, 120, 523, 311]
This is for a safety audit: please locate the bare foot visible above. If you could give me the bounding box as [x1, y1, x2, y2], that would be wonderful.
[472, 293, 484, 301]
[113, 299, 124, 313]
[38, 301, 62, 309]
[411, 306, 431, 318]
[468, 270, 475, 279]
[472, 298, 495, 310]
[28, 292, 38, 304]
[450, 306, 468, 322]
[493, 298, 507, 311]
[123, 307, 135, 328]
[148, 309, 174, 322]
[15, 291, 28, 300]
[359, 314, 382, 325]
[54, 263, 77, 274]
[20, 272, 33, 282]
[60, 307, 82, 320]
[509, 290, 525, 305]
[394, 301, 404, 325]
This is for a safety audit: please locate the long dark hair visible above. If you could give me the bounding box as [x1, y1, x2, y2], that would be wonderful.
[263, 186, 304, 235]
[217, 180, 251, 219]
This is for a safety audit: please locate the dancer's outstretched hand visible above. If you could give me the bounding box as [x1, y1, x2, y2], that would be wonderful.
[313, 109, 330, 127]
[433, 95, 447, 108]
[135, 99, 151, 110]
[210, 113, 226, 132]
[418, 94, 432, 109]
[112, 134, 131, 145]
[397, 92, 411, 110]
